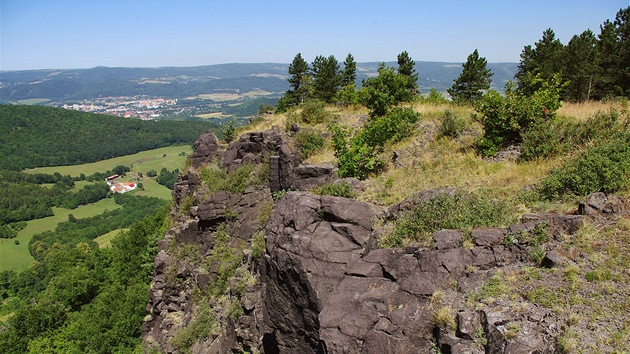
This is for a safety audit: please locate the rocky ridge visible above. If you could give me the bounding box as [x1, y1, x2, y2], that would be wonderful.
[142, 129, 628, 353]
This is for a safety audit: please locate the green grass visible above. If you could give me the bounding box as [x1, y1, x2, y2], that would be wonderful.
[26, 145, 192, 177]
[94, 228, 127, 248]
[0, 198, 121, 272]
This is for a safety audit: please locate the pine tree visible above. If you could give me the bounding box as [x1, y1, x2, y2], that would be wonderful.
[311, 55, 341, 103]
[515, 29, 565, 96]
[341, 53, 357, 87]
[397, 51, 418, 93]
[563, 30, 598, 102]
[594, 7, 630, 98]
[447, 49, 493, 102]
[287, 53, 311, 105]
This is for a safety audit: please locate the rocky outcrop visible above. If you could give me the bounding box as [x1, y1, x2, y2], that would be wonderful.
[143, 129, 608, 353]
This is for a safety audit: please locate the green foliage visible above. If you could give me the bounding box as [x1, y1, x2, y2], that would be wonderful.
[336, 84, 359, 107]
[330, 107, 419, 179]
[0, 105, 217, 171]
[207, 225, 243, 298]
[170, 302, 216, 354]
[537, 133, 630, 200]
[383, 191, 515, 248]
[156, 167, 180, 190]
[397, 51, 419, 93]
[448, 49, 493, 102]
[198, 163, 264, 196]
[311, 181, 356, 198]
[251, 230, 266, 260]
[438, 110, 467, 138]
[474, 78, 563, 156]
[299, 99, 331, 124]
[294, 128, 326, 159]
[311, 55, 341, 103]
[425, 88, 447, 104]
[279, 53, 312, 110]
[360, 63, 415, 117]
[341, 53, 357, 87]
[516, 28, 566, 96]
[220, 119, 237, 144]
[0, 205, 167, 354]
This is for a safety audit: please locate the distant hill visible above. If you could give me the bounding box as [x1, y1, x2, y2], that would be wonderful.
[0, 105, 219, 170]
[0, 61, 517, 103]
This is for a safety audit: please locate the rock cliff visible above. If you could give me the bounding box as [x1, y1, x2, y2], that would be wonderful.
[142, 129, 626, 353]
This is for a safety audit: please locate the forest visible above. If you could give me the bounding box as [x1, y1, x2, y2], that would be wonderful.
[0, 105, 219, 170]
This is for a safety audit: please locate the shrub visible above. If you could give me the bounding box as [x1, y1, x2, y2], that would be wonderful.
[300, 100, 330, 124]
[220, 119, 236, 144]
[330, 107, 419, 180]
[438, 109, 467, 138]
[520, 119, 575, 161]
[170, 302, 216, 353]
[537, 134, 630, 200]
[474, 78, 562, 157]
[383, 190, 515, 248]
[294, 128, 326, 159]
[312, 181, 356, 198]
[425, 88, 448, 104]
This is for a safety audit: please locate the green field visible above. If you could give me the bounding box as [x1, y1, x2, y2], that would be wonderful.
[0, 198, 122, 272]
[26, 145, 192, 177]
[2, 146, 188, 273]
[94, 228, 128, 248]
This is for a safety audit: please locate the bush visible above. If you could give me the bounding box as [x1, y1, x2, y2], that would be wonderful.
[221, 119, 236, 143]
[300, 100, 330, 124]
[382, 190, 515, 248]
[294, 128, 326, 159]
[425, 88, 448, 104]
[329, 107, 419, 180]
[537, 134, 630, 200]
[438, 109, 467, 138]
[474, 79, 562, 157]
[312, 181, 356, 198]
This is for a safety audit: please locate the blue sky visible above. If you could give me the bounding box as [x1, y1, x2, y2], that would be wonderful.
[1, 0, 628, 70]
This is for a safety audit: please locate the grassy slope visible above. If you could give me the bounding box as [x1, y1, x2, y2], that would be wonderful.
[26, 145, 192, 177]
[0, 198, 121, 272]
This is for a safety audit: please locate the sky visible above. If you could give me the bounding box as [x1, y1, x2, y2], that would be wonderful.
[1, 0, 629, 71]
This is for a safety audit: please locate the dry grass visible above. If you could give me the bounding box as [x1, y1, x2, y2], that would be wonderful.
[557, 100, 626, 122]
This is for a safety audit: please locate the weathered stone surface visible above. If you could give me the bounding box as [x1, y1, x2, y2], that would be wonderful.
[472, 228, 507, 247]
[434, 229, 463, 250]
[541, 249, 567, 268]
[189, 130, 220, 169]
[578, 192, 627, 216]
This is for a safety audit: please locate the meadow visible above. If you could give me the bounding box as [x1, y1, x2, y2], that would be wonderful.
[0, 198, 121, 272]
[26, 145, 192, 177]
[1, 145, 190, 272]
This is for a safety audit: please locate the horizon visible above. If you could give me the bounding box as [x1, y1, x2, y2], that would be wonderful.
[1, 0, 629, 71]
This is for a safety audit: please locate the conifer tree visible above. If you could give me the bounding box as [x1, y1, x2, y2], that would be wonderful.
[341, 53, 357, 87]
[287, 53, 311, 105]
[563, 30, 598, 102]
[397, 51, 418, 93]
[447, 49, 493, 102]
[515, 29, 565, 96]
[311, 55, 341, 103]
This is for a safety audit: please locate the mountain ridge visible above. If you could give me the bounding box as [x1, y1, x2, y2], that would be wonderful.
[0, 61, 518, 103]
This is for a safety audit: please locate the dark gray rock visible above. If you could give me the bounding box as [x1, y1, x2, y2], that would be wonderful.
[189, 130, 220, 169]
[472, 228, 506, 247]
[434, 229, 463, 250]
